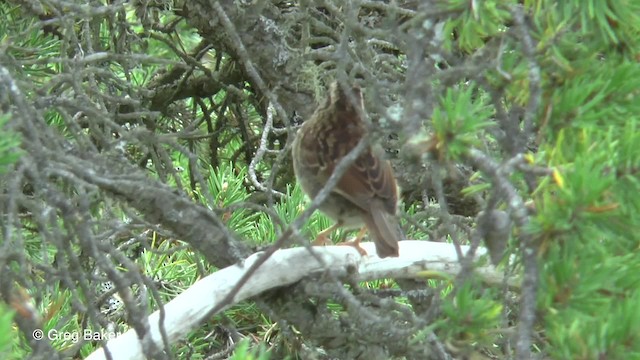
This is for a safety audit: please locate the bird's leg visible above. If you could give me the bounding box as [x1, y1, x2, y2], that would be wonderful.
[312, 222, 342, 246]
[337, 227, 368, 256]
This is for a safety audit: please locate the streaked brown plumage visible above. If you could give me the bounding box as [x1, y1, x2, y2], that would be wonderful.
[291, 81, 402, 258]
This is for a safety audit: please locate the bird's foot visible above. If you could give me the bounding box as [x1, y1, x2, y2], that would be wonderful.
[336, 227, 368, 256]
[311, 223, 341, 247]
[337, 239, 368, 256]
[312, 234, 333, 246]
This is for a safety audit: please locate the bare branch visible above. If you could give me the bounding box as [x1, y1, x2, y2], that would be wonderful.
[87, 241, 513, 360]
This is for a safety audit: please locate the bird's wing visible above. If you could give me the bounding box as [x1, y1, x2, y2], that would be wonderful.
[332, 148, 398, 215]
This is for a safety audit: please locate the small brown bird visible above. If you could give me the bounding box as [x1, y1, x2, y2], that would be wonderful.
[292, 81, 402, 258]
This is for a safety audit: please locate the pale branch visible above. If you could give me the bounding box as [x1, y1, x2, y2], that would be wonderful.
[247, 102, 285, 198]
[86, 240, 516, 360]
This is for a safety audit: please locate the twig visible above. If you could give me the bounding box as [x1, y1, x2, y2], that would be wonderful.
[467, 149, 536, 360]
[512, 5, 542, 150]
[247, 103, 285, 197]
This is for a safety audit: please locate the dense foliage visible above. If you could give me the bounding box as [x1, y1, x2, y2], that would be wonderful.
[1, 0, 639, 359]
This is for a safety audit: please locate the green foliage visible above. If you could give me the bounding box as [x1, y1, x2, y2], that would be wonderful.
[540, 0, 640, 48]
[430, 1, 640, 357]
[438, 282, 502, 345]
[203, 162, 263, 239]
[140, 238, 201, 300]
[533, 127, 640, 356]
[229, 339, 275, 360]
[0, 4, 62, 78]
[542, 248, 640, 359]
[0, 303, 19, 360]
[0, 114, 21, 174]
[431, 84, 494, 160]
[439, 0, 514, 52]
[522, 2, 640, 356]
[402, 202, 434, 240]
[546, 61, 640, 137]
[253, 184, 334, 246]
[40, 290, 83, 351]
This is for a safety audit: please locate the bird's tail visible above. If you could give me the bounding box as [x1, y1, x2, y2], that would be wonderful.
[366, 201, 402, 258]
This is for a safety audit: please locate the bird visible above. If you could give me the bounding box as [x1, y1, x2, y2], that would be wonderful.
[291, 81, 402, 258]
